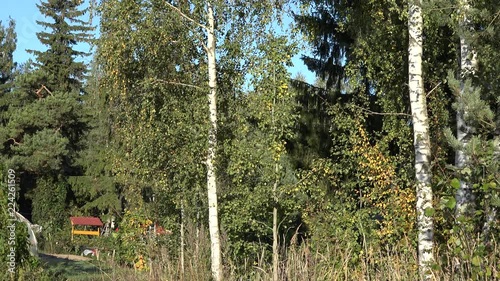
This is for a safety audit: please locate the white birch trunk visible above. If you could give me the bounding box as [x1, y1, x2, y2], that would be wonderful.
[272, 163, 279, 281]
[455, 0, 477, 218]
[272, 66, 279, 281]
[408, 1, 434, 279]
[206, 2, 223, 280]
[164, 2, 222, 279]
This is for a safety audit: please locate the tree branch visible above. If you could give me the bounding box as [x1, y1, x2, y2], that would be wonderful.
[165, 2, 208, 31]
[165, 3, 208, 52]
[351, 104, 411, 117]
[152, 79, 205, 91]
[486, 10, 500, 31]
[35, 84, 52, 98]
[7, 138, 21, 145]
[426, 81, 442, 97]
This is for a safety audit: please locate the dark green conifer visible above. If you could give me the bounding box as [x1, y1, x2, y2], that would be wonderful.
[0, 19, 17, 150]
[0, 19, 16, 94]
[0, 0, 93, 235]
[29, 0, 93, 93]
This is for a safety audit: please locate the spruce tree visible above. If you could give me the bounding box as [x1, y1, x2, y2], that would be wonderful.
[0, 19, 17, 152]
[29, 0, 93, 93]
[0, 0, 93, 236]
[0, 19, 16, 94]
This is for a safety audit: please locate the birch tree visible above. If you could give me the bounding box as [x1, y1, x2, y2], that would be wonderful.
[454, 0, 477, 219]
[160, 2, 222, 278]
[96, 0, 209, 271]
[408, 0, 434, 278]
[164, 2, 283, 279]
[250, 34, 297, 281]
[449, 0, 499, 247]
[206, 4, 223, 279]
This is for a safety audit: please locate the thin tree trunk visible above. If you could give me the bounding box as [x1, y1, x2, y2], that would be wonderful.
[455, 0, 476, 219]
[272, 162, 279, 281]
[408, 1, 434, 279]
[272, 64, 279, 281]
[196, 195, 200, 265]
[164, 2, 222, 279]
[180, 201, 185, 280]
[482, 207, 497, 243]
[482, 140, 499, 243]
[206, 2, 222, 280]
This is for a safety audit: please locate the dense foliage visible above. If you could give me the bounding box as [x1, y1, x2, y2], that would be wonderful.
[0, 0, 498, 280]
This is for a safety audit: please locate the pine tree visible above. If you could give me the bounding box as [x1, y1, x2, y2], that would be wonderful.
[4, 0, 93, 173]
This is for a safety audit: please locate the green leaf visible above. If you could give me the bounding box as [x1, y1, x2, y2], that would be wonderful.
[424, 207, 435, 217]
[490, 182, 497, 190]
[461, 167, 472, 176]
[450, 178, 460, 189]
[490, 195, 500, 207]
[486, 267, 492, 277]
[471, 256, 481, 267]
[445, 197, 456, 210]
[430, 263, 441, 271]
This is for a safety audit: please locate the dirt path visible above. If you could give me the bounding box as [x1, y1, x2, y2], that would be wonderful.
[39, 252, 105, 280]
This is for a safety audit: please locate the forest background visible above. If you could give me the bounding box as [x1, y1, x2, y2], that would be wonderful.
[0, 0, 498, 280]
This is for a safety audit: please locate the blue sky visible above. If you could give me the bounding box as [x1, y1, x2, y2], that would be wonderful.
[1, 1, 315, 84]
[1, 1, 46, 63]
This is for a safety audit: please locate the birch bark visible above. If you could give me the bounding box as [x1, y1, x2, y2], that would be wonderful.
[455, 0, 477, 218]
[272, 167, 279, 281]
[408, 1, 434, 279]
[206, 3, 223, 280]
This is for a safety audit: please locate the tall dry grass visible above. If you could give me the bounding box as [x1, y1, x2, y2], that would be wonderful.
[93, 231, 499, 281]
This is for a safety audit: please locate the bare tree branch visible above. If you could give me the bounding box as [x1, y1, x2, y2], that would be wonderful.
[426, 81, 442, 97]
[165, 2, 208, 31]
[7, 138, 21, 145]
[165, 3, 208, 52]
[486, 10, 500, 31]
[153, 79, 205, 91]
[35, 84, 52, 98]
[351, 104, 411, 117]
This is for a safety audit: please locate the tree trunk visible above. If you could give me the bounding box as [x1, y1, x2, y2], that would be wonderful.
[272, 162, 279, 281]
[180, 201, 185, 280]
[455, 0, 477, 219]
[408, 1, 434, 279]
[271, 64, 280, 281]
[482, 140, 499, 243]
[206, 2, 223, 281]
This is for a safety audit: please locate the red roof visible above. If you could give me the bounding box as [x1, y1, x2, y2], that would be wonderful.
[70, 217, 103, 227]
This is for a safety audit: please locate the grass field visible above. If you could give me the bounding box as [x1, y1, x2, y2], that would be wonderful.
[40, 253, 111, 281]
